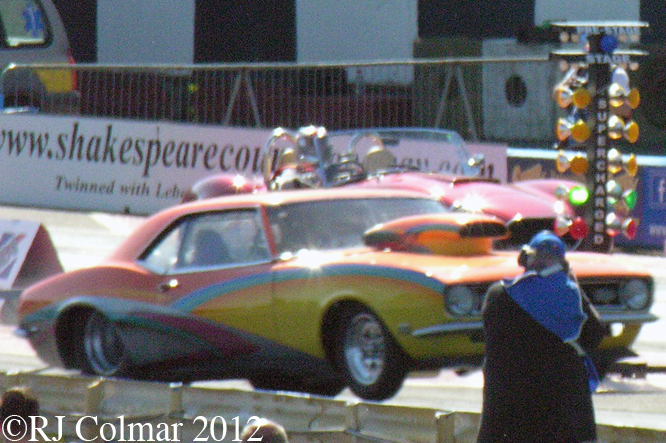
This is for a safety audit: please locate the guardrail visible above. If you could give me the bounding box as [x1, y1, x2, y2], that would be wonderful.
[0, 371, 454, 443]
[1, 370, 664, 443]
[4, 50, 664, 153]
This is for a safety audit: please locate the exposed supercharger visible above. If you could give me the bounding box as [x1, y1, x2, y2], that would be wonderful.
[482, 38, 560, 143]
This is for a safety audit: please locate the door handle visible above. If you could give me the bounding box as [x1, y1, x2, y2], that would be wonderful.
[159, 278, 179, 292]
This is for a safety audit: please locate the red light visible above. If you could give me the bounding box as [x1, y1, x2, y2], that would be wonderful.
[622, 218, 638, 239]
[569, 217, 589, 240]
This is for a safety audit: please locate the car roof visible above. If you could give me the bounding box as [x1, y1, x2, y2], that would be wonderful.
[178, 186, 436, 213]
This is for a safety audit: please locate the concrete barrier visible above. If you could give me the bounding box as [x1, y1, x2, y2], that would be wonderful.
[0, 371, 663, 443]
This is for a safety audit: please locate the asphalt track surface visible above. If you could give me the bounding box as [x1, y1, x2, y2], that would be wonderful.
[1, 204, 666, 431]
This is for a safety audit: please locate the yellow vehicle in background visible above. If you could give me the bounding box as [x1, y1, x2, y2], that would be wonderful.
[0, 0, 78, 113]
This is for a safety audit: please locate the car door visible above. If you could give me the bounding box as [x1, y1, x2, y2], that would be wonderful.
[138, 207, 277, 341]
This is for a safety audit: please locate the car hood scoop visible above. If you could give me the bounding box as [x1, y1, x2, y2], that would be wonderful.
[363, 213, 508, 256]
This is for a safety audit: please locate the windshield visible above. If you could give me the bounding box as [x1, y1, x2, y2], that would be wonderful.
[266, 196, 446, 254]
[325, 128, 478, 175]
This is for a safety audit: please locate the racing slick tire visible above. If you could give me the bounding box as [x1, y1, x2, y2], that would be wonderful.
[334, 306, 407, 401]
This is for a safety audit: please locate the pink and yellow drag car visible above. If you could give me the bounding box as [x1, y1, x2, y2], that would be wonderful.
[17, 188, 656, 400]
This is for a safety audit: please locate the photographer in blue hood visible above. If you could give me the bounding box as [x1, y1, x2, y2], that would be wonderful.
[477, 230, 606, 443]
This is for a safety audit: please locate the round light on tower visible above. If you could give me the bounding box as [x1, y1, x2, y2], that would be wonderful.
[607, 148, 623, 174]
[570, 119, 591, 143]
[624, 189, 638, 210]
[554, 87, 573, 108]
[570, 155, 589, 175]
[554, 216, 572, 237]
[572, 88, 591, 109]
[625, 120, 639, 143]
[600, 34, 619, 53]
[608, 83, 627, 108]
[622, 218, 638, 239]
[608, 115, 626, 140]
[569, 185, 590, 206]
[556, 118, 571, 142]
[569, 217, 589, 240]
[555, 184, 570, 200]
[628, 88, 641, 109]
[606, 180, 623, 200]
[606, 212, 621, 236]
[626, 154, 639, 177]
[556, 151, 570, 173]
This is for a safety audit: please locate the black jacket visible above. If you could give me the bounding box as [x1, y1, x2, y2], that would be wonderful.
[476, 281, 604, 443]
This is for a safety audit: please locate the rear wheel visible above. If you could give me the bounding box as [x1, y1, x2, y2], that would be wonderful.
[334, 307, 406, 401]
[81, 311, 128, 376]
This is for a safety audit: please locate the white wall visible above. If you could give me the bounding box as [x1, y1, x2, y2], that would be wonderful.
[296, 0, 417, 63]
[535, 0, 640, 24]
[97, 0, 195, 64]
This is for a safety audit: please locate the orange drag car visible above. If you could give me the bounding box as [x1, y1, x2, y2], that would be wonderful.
[17, 188, 656, 400]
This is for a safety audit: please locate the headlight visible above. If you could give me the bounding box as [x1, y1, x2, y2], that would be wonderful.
[445, 285, 479, 316]
[591, 287, 617, 305]
[619, 279, 651, 310]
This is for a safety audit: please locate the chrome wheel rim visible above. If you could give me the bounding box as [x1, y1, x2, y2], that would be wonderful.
[83, 312, 125, 375]
[343, 313, 385, 386]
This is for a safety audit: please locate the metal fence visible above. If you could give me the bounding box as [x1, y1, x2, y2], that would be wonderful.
[0, 56, 559, 144]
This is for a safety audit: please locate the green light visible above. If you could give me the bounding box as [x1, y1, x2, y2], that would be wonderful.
[624, 189, 638, 210]
[569, 186, 589, 206]
[569, 185, 589, 206]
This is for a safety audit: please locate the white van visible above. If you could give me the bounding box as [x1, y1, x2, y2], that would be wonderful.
[0, 0, 78, 113]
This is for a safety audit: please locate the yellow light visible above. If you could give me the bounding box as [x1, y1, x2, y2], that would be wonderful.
[608, 149, 623, 174]
[608, 115, 625, 140]
[572, 88, 591, 109]
[628, 88, 640, 109]
[554, 87, 573, 108]
[570, 155, 589, 175]
[625, 120, 639, 143]
[556, 151, 570, 173]
[608, 83, 627, 108]
[626, 154, 638, 177]
[556, 118, 571, 142]
[570, 119, 591, 143]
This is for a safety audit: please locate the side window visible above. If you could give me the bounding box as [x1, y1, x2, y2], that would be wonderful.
[141, 224, 185, 274]
[141, 209, 270, 273]
[0, 0, 48, 47]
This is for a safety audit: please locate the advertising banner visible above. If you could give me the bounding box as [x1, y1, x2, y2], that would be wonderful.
[635, 166, 666, 249]
[0, 114, 272, 214]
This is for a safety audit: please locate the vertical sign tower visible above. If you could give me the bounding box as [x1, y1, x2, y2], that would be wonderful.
[549, 22, 647, 252]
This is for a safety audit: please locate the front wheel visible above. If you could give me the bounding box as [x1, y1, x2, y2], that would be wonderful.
[81, 311, 128, 377]
[334, 307, 407, 401]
